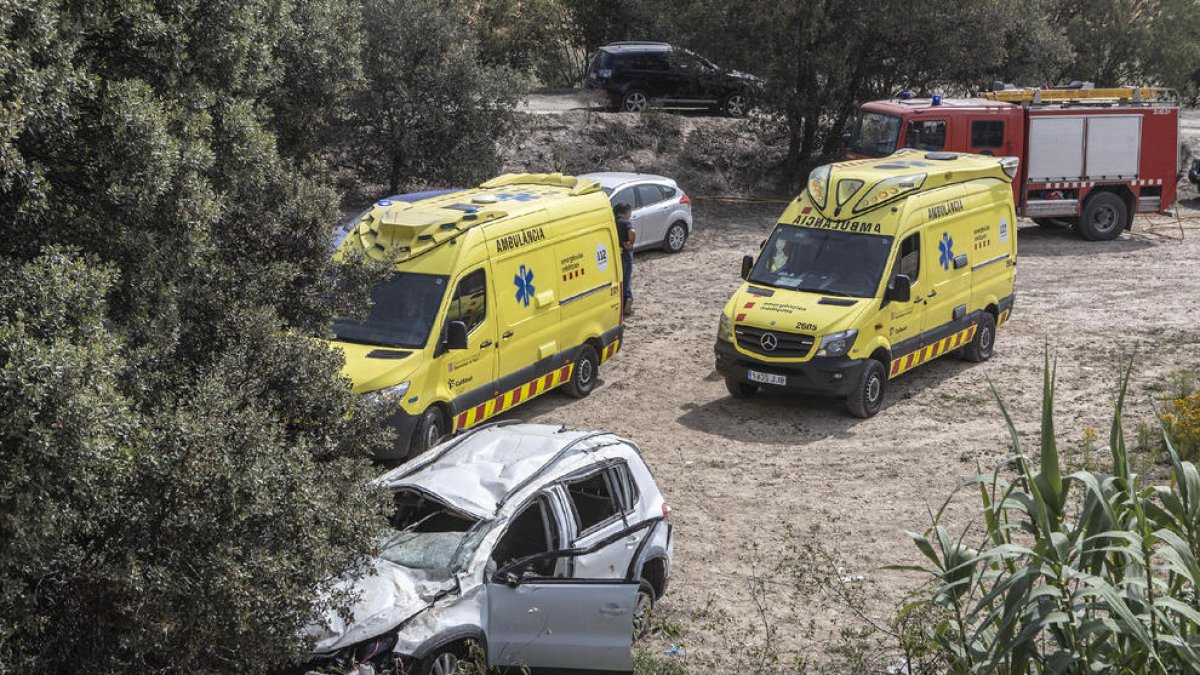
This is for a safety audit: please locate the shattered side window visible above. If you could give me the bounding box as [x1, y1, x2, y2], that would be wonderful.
[491, 497, 560, 577]
[566, 471, 619, 533]
[380, 490, 480, 571]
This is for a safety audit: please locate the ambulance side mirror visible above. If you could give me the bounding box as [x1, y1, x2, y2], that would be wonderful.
[741, 255, 754, 280]
[445, 320, 469, 350]
[888, 275, 912, 303]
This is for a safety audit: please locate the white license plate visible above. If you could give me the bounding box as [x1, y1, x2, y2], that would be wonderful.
[747, 370, 786, 386]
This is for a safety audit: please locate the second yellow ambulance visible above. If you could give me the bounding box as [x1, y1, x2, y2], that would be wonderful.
[715, 150, 1018, 417]
[331, 174, 623, 460]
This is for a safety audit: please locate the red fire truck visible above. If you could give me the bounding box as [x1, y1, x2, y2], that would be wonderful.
[844, 85, 1179, 241]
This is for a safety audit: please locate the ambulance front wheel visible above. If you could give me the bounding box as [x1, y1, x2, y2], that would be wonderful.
[847, 360, 886, 418]
[725, 377, 757, 399]
[961, 312, 996, 363]
[563, 344, 600, 398]
[410, 408, 446, 458]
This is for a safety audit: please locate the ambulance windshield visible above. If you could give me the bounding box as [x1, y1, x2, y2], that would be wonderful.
[847, 111, 900, 157]
[749, 225, 894, 298]
[332, 272, 449, 349]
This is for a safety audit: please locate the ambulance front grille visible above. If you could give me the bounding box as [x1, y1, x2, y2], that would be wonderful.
[735, 326, 815, 358]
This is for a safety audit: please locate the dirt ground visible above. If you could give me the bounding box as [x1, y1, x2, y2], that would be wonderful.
[496, 197, 1200, 670]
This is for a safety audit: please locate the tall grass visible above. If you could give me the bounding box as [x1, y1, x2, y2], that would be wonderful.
[897, 355, 1200, 673]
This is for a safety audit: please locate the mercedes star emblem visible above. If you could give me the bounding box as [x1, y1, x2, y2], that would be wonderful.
[760, 332, 779, 351]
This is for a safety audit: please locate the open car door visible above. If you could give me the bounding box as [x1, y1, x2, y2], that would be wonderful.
[486, 550, 637, 673]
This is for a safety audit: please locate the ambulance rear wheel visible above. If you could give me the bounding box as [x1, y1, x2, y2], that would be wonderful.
[1078, 192, 1128, 241]
[962, 312, 996, 363]
[563, 344, 599, 398]
[725, 377, 757, 399]
[847, 360, 886, 418]
[410, 407, 446, 458]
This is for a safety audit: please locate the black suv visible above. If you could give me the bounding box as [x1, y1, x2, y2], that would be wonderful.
[585, 41, 760, 117]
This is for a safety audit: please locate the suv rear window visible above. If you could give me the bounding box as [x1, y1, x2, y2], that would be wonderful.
[566, 472, 618, 532]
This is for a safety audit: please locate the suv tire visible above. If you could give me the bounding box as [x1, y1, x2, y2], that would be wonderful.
[723, 92, 750, 117]
[846, 360, 886, 418]
[621, 89, 649, 113]
[1078, 191, 1128, 241]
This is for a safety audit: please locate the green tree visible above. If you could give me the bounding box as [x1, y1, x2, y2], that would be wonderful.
[347, 0, 522, 194]
[0, 0, 393, 671]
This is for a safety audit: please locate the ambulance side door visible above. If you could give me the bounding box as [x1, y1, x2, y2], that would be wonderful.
[879, 230, 926, 371]
[491, 233, 564, 390]
[921, 188, 973, 337]
[440, 266, 499, 413]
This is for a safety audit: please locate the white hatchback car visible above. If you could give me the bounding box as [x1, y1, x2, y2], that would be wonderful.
[298, 423, 674, 675]
[580, 172, 693, 253]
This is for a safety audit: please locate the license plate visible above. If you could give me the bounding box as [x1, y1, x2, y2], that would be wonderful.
[747, 370, 786, 386]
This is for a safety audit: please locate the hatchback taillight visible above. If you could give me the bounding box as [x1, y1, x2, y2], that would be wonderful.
[679, 193, 692, 206]
[662, 503, 671, 521]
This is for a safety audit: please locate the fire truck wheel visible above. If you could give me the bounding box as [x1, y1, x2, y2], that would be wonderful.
[1078, 192, 1128, 241]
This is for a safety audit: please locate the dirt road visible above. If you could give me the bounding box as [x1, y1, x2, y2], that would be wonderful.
[498, 197, 1200, 670]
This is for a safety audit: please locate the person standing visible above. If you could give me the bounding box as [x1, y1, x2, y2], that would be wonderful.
[614, 203, 636, 315]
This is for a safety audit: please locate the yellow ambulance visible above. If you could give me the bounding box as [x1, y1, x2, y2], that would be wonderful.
[332, 174, 623, 460]
[714, 150, 1018, 417]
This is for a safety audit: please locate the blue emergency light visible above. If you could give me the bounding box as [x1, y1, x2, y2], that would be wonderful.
[932, 95, 942, 105]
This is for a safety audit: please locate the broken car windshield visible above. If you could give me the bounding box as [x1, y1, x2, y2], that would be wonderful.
[380, 490, 484, 571]
[332, 272, 449, 349]
[749, 225, 894, 298]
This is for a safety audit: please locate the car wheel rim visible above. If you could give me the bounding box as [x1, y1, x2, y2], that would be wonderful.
[634, 591, 653, 636]
[578, 358, 594, 386]
[669, 226, 685, 250]
[1092, 205, 1118, 232]
[625, 93, 646, 112]
[728, 95, 747, 115]
[426, 422, 441, 449]
[431, 653, 458, 675]
[981, 326, 993, 353]
[866, 376, 881, 405]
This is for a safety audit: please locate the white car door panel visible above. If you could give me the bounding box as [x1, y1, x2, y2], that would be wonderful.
[486, 580, 636, 672]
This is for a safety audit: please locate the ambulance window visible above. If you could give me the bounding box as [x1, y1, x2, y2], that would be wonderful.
[896, 233, 920, 281]
[905, 120, 946, 151]
[611, 187, 637, 211]
[447, 269, 487, 333]
[971, 120, 1004, 149]
[636, 184, 666, 207]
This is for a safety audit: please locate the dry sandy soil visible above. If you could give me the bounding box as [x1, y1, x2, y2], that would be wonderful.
[493, 106, 1200, 672]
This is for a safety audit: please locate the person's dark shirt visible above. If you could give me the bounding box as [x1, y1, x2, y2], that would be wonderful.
[615, 216, 633, 250]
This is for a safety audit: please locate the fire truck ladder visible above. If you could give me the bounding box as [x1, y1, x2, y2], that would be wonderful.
[984, 85, 1177, 106]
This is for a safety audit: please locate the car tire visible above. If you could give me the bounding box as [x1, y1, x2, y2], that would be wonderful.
[409, 407, 445, 459]
[725, 377, 757, 399]
[419, 640, 472, 675]
[961, 312, 997, 363]
[1078, 191, 1128, 241]
[662, 221, 688, 253]
[846, 360, 886, 418]
[621, 89, 649, 113]
[723, 92, 750, 117]
[562, 344, 599, 398]
[633, 579, 656, 641]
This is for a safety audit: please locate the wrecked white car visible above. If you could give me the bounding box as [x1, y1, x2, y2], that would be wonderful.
[297, 422, 674, 675]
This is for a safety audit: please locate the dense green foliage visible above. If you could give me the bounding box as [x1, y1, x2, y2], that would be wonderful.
[899, 358, 1200, 671]
[0, 0, 396, 671]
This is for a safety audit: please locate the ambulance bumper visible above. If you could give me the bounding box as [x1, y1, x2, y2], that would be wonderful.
[714, 340, 865, 397]
[373, 407, 420, 462]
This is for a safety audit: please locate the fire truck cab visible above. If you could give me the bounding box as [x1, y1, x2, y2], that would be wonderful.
[845, 86, 1179, 241]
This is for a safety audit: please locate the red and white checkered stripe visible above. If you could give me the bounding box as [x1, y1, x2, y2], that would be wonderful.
[1042, 181, 1094, 189]
[1134, 178, 1163, 186]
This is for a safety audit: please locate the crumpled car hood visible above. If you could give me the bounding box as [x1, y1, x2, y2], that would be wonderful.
[308, 560, 456, 654]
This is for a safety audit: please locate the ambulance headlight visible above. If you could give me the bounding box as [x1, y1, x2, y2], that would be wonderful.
[364, 381, 410, 406]
[717, 314, 734, 343]
[815, 330, 858, 357]
[806, 164, 831, 209]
